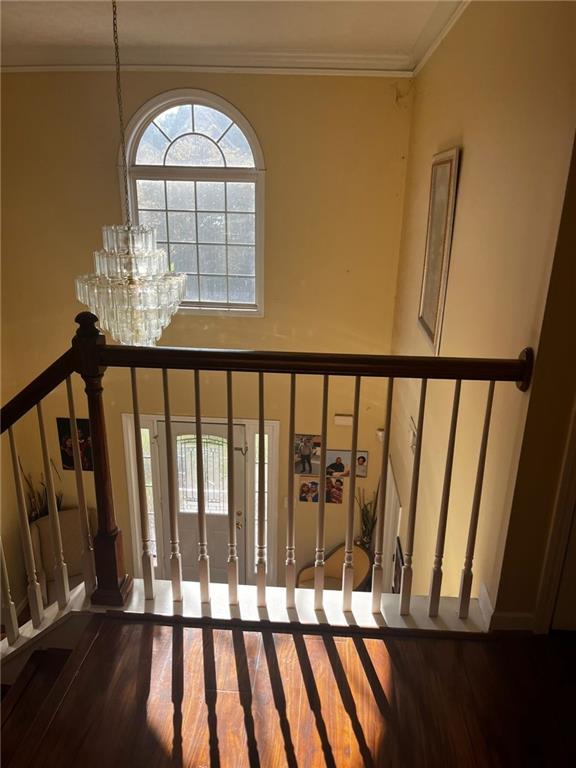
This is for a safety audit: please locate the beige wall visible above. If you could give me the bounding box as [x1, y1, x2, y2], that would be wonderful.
[1, 71, 412, 599]
[390, 1, 576, 605]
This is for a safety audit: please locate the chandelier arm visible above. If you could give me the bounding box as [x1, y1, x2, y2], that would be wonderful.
[112, 0, 131, 228]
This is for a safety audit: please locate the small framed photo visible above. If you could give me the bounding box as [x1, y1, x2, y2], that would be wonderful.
[56, 417, 93, 471]
[297, 477, 345, 504]
[418, 147, 461, 353]
[325, 449, 368, 478]
[294, 434, 322, 476]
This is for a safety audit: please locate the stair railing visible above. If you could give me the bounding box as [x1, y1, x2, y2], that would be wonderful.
[0, 312, 533, 644]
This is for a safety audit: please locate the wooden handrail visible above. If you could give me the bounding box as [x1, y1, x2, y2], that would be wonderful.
[99, 344, 534, 389]
[0, 348, 76, 434]
[0, 342, 534, 436]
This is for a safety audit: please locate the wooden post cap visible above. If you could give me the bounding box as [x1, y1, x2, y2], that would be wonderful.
[74, 312, 100, 339]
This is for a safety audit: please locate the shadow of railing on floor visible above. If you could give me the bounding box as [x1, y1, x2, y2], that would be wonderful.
[322, 634, 375, 768]
[261, 631, 298, 768]
[292, 633, 337, 768]
[232, 627, 261, 767]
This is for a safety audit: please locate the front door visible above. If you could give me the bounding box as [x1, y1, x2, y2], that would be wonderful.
[157, 421, 247, 583]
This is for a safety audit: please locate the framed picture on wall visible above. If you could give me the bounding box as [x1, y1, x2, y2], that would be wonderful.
[56, 417, 93, 471]
[418, 147, 461, 353]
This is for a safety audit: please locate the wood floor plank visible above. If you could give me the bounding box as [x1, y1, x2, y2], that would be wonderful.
[6, 616, 575, 768]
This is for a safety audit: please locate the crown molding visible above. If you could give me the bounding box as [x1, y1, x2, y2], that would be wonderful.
[1, 49, 413, 77]
[413, 0, 470, 76]
[1, 2, 470, 79]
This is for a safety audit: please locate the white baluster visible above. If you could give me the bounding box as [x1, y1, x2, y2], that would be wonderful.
[65, 376, 97, 598]
[226, 371, 238, 606]
[285, 374, 296, 609]
[8, 428, 44, 627]
[459, 380, 495, 619]
[429, 379, 461, 617]
[371, 378, 394, 613]
[256, 372, 266, 607]
[314, 375, 329, 610]
[36, 402, 70, 609]
[342, 376, 361, 612]
[162, 369, 182, 602]
[1, 537, 20, 645]
[399, 379, 427, 616]
[194, 369, 211, 604]
[130, 369, 155, 600]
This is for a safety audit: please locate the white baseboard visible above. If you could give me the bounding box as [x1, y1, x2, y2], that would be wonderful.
[490, 611, 535, 631]
[478, 582, 494, 630]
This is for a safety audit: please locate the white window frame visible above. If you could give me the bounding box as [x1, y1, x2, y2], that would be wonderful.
[121, 413, 279, 586]
[123, 89, 265, 317]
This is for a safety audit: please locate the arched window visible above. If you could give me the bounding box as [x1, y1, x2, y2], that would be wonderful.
[126, 90, 265, 314]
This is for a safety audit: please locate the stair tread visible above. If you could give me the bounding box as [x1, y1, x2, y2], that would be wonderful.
[1, 648, 71, 766]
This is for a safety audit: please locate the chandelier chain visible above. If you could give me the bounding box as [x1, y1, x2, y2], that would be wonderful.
[112, 0, 131, 228]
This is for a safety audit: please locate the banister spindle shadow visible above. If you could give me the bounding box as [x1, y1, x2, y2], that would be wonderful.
[292, 633, 337, 768]
[261, 631, 298, 768]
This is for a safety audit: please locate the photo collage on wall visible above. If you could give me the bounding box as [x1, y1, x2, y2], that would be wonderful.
[294, 434, 368, 505]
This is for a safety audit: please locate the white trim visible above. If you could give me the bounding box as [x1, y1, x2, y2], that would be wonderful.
[121, 412, 280, 587]
[1, 63, 413, 78]
[534, 397, 576, 633]
[478, 582, 494, 630]
[413, 1, 471, 76]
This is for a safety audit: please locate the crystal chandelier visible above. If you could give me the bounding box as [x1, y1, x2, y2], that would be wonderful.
[75, 1, 185, 346]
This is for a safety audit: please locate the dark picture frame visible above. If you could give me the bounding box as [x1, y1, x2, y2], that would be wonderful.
[418, 147, 461, 353]
[56, 417, 93, 471]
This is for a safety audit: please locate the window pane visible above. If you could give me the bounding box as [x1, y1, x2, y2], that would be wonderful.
[170, 244, 197, 273]
[137, 180, 165, 209]
[219, 124, 255, 167]
[196, 182, 225, 211]
[166, 180, 195, 211]
[200, 276, 227, 302]
[139, 210, 167, 240]
[227, 182, 255, 212]
[198, 213, 226, 244]
[168, 211, 196, 243]
[185, 275, 199, 301]
[140, 428, 157, 559]
[176, 434, 228, 514]
[143, 456, 153, 486]
[194, 105, 232, 141]
[199, 245, 226, 275]
[136, 123, 169, 165]
[165, 134, 224, 167]
[155, 105, 192, 140]
[228, 277, 255, 304]
[254, 433, 269, 571]
[228, 246, 255, 276]
[227, 214, 255, 245]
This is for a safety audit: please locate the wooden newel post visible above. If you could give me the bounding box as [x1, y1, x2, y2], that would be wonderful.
[72, 312, 133, 606]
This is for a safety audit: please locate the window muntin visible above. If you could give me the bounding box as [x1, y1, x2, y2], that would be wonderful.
[128, 92, 263, 313]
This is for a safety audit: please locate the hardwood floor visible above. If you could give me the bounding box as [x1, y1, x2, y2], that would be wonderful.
[7, 616, 576, 767]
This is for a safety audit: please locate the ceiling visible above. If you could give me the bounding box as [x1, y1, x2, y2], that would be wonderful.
[1, 1, 466, 74]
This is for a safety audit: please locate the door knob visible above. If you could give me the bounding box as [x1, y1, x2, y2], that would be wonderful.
[236, 510, 243, 517]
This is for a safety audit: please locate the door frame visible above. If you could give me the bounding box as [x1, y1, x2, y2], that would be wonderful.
[121, 413, 280, 586]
